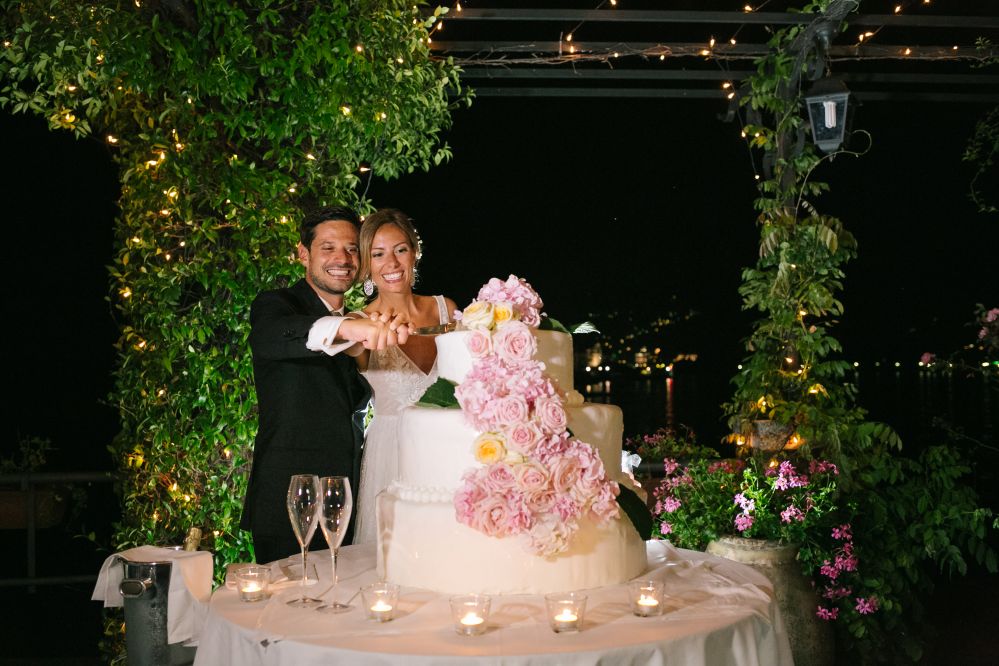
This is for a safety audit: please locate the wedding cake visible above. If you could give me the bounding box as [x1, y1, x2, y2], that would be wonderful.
[375, 276, 648, 595]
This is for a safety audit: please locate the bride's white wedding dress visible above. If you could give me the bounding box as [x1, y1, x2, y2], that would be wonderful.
[353, 295, 450, 545]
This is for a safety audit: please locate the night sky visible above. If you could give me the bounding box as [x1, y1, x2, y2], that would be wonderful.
[3, 10, 998, 469]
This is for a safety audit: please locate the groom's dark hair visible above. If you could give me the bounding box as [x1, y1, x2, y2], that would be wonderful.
[300, 205, 360, 247]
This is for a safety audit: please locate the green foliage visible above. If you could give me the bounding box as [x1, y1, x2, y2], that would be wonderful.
[652, 455, 839, 552]
[624, 426, 717, 465]
[2, 2, 468, 656]
[720, 2, 997, 661]
[962, 38, 998, 215]
[0, 435, 54, 474]
[416, 377, 458, 408]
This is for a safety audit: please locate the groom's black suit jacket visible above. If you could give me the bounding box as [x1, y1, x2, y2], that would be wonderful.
[240, 279, 370, 561]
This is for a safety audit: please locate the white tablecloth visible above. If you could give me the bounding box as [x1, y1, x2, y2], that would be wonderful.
[193, 541, 791, 666]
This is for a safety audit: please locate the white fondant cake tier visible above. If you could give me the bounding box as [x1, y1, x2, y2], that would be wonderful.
[397, 403, 628, 491]
[377, 325, 648, 595]
[437, 329, 574, 391]
[376, 488, 648, 595]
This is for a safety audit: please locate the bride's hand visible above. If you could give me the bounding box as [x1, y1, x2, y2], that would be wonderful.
[366, 310, 413, 344]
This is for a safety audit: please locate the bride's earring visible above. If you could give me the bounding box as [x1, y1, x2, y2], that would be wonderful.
[411, 267, 419, 287]
[363, 278, 375, 296]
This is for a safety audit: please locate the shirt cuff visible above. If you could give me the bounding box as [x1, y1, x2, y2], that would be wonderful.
[306, 316, 356, 356]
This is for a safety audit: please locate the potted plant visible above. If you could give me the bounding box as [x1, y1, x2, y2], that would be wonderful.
[651, 452, 841, 666]
[0, 435, 67, 529]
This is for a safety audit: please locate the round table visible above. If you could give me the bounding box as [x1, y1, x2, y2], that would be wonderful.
[193, 541, 792, 666]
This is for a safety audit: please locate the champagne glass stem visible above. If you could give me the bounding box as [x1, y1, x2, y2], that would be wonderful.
[300, 545, 309, 588]
[329, 549, 337, 598]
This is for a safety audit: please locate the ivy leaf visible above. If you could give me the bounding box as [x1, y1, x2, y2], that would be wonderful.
[416, 378, 459, 407]
[570, 321, 599, 334]
[617, 485, 654, 540]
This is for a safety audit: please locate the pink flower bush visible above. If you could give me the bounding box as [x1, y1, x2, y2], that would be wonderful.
[453, 276, 619, 556]
[815, 523, 876, 621]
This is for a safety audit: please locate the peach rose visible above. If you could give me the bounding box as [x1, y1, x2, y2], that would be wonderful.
[473, 432, 507, 464]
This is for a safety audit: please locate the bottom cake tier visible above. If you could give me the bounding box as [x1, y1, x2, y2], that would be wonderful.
[376, 486, 648, 595]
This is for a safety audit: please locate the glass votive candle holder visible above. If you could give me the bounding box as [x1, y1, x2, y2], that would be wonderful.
[544, 591, 586, 633]
[236, 565, 270, 602]
[225, 562, 253, 590]
[361, 582, 400, 622]
[629, 579, 665, 617]
[449, 594, 491, 636]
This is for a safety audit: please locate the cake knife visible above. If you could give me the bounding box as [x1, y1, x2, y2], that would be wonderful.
[412, 322, 457, 336]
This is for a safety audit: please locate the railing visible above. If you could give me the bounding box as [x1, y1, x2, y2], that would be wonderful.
[0, 471, 115, 589]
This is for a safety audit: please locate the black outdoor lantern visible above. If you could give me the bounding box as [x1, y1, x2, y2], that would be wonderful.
[805, 76, 851, 153]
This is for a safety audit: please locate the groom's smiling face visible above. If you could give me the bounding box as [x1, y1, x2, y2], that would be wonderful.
[299, 219, 359, 298]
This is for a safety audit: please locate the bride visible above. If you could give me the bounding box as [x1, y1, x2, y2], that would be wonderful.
[347, 208, 457, 544]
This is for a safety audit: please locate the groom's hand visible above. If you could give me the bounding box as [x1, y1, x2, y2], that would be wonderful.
[338, 313, 412, 350]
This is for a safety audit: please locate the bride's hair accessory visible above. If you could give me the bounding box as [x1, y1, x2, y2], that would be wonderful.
[363, 278, 375, 297]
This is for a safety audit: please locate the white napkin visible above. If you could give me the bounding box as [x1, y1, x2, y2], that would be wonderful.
[92, 545, 213, 644]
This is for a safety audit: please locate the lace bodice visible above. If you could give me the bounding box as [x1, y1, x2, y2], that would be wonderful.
[359, 295, 449, 414]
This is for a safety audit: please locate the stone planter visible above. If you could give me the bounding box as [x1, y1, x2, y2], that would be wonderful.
[707, 536, 833, 666]
[750, 419, 794, 451]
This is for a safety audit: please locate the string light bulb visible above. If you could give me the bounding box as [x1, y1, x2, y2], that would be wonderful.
[107, 134, 118, 144]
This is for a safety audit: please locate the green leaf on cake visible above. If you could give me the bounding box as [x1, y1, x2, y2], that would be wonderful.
[617, 485, 654, 540]
[416, 378, 459, 407]
[539, 316, 570, 333]
[539, 317, 599, 335]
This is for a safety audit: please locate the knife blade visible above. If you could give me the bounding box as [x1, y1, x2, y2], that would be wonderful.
[412, 322, 457, 335]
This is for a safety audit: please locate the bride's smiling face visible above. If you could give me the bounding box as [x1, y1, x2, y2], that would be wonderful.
[370, 223, 416, 294]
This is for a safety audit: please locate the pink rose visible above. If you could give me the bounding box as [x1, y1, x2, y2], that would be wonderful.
[496, 394, 530, 426]
[550, 455, 582, 494]
[504, 421, 542, 454]
[513, 460, 550, 493]
[483, 462, 516, 492]
[466, 329, 492, 357]
[523, 488, 556, 513]
[472, 494, 513, 537]
[493, 321, 537, 364]
[535, 396, 567, 435]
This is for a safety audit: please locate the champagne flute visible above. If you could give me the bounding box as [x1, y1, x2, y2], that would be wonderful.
[286, 474, 322, 607]
[316, 476, 353, 613]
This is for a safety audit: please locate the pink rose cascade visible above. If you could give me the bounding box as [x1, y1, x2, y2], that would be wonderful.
[453, 275, 620, 556]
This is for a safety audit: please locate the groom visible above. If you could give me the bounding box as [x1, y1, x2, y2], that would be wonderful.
[240, 205, 410, 565]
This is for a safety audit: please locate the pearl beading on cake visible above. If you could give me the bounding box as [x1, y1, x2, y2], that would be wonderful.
[389, 481, 453, 504]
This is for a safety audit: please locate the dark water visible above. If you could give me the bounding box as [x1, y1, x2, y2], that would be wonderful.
[581, 365, 999, 457]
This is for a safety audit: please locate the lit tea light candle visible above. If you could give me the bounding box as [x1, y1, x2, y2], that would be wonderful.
[635, 595, 660, 616]
[629, 579, 665, 617]
[460, 612, 484, 627]
[450, 594, 491, 636]
[552, 609, 579, 632]
[545, 591, 586, 633]
[361, 582, 400, 622]
[369, 599, 394, 622]
[236, 565, 270, 603]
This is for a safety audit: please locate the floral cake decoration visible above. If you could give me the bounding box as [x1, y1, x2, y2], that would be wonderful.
[451, 275, 622, 556]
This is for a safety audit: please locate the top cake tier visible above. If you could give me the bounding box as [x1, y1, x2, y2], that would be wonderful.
[436, 329, 574, 391]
